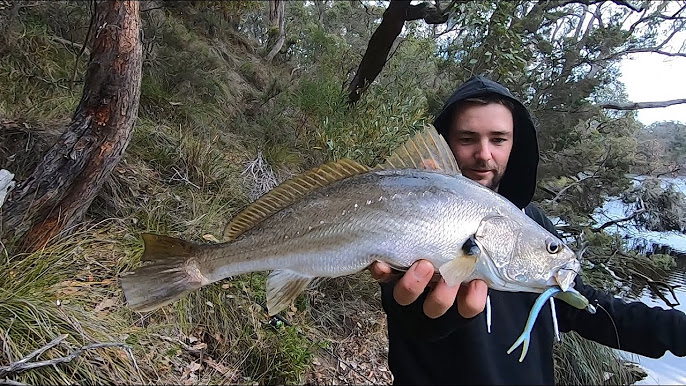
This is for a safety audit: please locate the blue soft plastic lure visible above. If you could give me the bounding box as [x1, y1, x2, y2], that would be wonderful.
[507, 286, 561, 362]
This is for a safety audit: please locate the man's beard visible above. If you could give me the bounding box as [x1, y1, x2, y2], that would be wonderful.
[474, 161, 503, 191]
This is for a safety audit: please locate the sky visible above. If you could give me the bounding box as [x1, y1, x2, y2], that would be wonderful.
[618, 52, 686, 126]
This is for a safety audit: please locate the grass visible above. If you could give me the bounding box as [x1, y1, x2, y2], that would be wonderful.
[0, 2, 671, 385]
[553, 331, 645, 385]
[0, 224, 146, 384]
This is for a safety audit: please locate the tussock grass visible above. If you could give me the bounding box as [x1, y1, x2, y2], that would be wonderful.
[554, 332, 645, 385]
[0, 14, 85, 121]
[0, 224, 146, 384]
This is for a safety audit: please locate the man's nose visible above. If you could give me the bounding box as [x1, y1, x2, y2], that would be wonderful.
[475, 141, 492, 161]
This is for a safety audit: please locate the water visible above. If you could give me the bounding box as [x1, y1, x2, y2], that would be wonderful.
[593, 175, 686, 384]
[631, 257, 686, 385]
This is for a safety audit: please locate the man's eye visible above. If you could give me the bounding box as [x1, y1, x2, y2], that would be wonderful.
[492, 138, 507, 144]
[457, 137, 475, 144]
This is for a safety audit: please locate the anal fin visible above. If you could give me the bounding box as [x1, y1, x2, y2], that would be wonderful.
[266, 270, 313, 315]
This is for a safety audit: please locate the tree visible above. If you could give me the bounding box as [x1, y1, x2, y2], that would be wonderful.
[265, 0, 285, 62]
[1, 0, 142, 252]
[346, 0, 458, 104]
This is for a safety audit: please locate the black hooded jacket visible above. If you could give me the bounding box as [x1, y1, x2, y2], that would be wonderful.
[381, 76, 686, 385]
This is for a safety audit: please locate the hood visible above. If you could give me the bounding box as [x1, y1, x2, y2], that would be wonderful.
[433, 75, 539, 209]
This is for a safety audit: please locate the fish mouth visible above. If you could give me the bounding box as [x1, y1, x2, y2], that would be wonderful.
[553, 260, 580, 292]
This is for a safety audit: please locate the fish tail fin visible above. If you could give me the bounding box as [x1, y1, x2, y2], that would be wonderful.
[120, 233, 210, 312]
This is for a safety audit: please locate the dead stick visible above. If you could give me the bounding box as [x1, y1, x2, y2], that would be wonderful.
[149, 333, 203, 356]
[0, 378, 29, 386]
[0, 341, 131, 377]
[10, 334, 68, 367]
[627, 267, 681, 307]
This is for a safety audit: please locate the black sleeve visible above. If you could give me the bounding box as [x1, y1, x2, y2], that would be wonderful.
[380, 281, 478, 341]
[557, 278, 686, 358]
[525, 204, 686, 358]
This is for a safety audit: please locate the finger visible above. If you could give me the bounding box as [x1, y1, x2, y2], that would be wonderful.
[369, 261, 393, 281]
[423, 277, 460, 319]
[456, 279, 488, 318]
[393, 260, 434, 306]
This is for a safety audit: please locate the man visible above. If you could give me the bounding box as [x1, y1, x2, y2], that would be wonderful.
[370, 75, 686, 385]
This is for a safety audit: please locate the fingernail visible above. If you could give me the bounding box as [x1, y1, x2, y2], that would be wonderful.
[413, 261, 433, 279]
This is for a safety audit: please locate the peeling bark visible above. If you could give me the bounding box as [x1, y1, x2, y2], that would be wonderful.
[1, 0, 142, 252]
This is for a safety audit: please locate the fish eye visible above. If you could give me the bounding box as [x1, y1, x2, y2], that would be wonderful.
[546, 240, 561, 254]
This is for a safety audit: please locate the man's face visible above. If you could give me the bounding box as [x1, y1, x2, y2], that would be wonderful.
[447, 103, 514, 190]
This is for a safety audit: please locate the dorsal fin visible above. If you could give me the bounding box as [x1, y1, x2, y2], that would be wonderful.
[223, 158, 369, 241]
[377, 124, 460, 174]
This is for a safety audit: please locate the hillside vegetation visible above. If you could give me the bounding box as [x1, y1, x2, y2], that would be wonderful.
[0, 2, 418, 384]
[1, 1, 682, 384]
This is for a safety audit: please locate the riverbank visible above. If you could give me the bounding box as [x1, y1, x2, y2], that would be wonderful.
[596, 175, 686, 384]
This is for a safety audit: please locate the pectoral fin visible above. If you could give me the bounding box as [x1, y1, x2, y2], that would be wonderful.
[439, 238, 480, 287]
[266, 270, 313, 315]
[439, 256, 477, 287]
[438, 235, 481, 287]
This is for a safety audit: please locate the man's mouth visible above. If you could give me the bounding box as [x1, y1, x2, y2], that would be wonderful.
[470, 169, 492, 176]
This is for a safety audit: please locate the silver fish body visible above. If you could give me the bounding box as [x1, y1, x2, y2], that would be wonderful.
[122, 168, 581, 315]
[204, 169, 574, 289]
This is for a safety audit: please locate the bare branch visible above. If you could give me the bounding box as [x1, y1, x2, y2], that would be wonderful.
[609, 0, 644, 12]
[601, 98, 686, 110]
[50, 36, 90, 56]
[0, 335, 133, 377]
[405, 2, 453, 24]
[629, 267, 681, 307]
[140, 5, 164, 12]
[662, 4, 686, 20]
[593, 199, 645, 232]
[0, 378, 29, 386]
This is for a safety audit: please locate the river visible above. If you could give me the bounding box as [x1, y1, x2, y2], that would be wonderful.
[593, 175, 686, 385]
[631, 256, 686, 385]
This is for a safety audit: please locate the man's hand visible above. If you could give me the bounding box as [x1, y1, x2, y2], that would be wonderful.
[370, 260, 488, 319]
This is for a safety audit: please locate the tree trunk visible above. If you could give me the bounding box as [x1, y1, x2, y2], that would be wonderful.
[265, 0, 285, 62]
[1, 0, 142, 252]
[346, 1, 452, 104]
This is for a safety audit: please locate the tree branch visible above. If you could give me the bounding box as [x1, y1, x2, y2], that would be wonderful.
[622, 48, 686, 58]
[609, 0, 644, 12]
[593, 200, 645, 232]
[631, 267, 681, 307]
[601, 98, 686, 110]
[347, 1, 411, 104]
[0, 335, 135, 377]
[50, 35, 90, 56]
[405, 1, 457, 24]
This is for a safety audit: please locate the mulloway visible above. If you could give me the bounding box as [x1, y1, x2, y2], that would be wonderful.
[120, 125, 588, 361]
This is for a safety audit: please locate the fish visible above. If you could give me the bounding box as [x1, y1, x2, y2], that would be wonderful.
[119, 125, 588, 360]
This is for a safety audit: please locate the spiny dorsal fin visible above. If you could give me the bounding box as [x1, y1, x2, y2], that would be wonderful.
[377, 124, 460, 174]
[223, 158, 369, 241]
